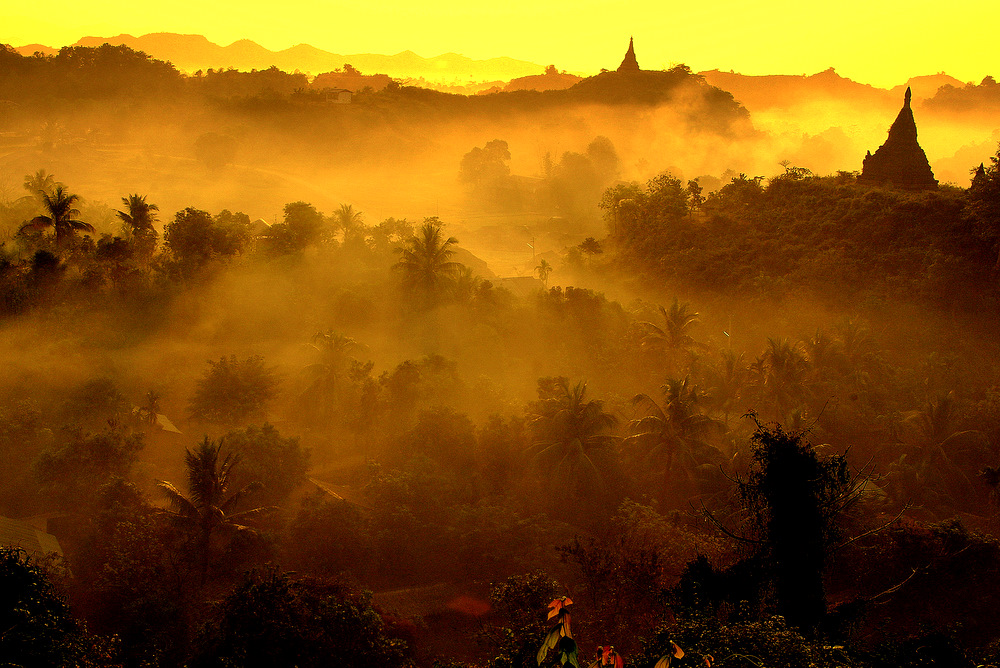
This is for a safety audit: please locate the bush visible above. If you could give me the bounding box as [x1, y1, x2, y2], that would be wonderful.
[192, 567, 412, 668]
[189, 355, 278, 426]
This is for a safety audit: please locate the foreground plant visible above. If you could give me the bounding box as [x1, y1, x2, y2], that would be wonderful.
[537, 597, 579, 667]
[535, 597, 706, 668]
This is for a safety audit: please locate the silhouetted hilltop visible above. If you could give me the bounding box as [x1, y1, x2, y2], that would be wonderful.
[564, 67, 723, 105]
[0, 44, 750, 141]
[890, 73, 966, 101]
[16, 33, 544, 81]
[12, 44, 56, 57]
[924, 76, 1000, 117]
[699, 67, 893, 110]
[500, 68, 582, 93]
[368, 66, 749, 133]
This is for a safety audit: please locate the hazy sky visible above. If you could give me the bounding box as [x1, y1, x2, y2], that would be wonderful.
[5, 0, 998, 87]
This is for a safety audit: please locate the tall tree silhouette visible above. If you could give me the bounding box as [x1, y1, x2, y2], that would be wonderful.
[635, 298, 701, 374]
[731, 416, 862, 632]
[157, 437, 270, 585]
[333, 203, 365, 243]
[394, 219, 461, 300]
[526, 377, 618, 514]
[20, 184, 94, 246]
[117, 193, 159, 235]
[624, 377, 725, 507]
[117, 193, 159, 261]
[22, 169, 56, 199]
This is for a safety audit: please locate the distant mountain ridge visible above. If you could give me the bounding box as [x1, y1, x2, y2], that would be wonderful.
[14, 33, 545, 81]
[698, 67, 969, 110]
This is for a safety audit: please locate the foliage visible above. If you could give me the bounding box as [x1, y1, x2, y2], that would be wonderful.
[189, 355, 278, 426]
[732, 416, 861, 631]
[192, 566, 412, 668]
[72, 480, 187, 667]
[967, 142, 1000, 268]
[394, 218, 462, 300]
[395, 406, 477, 474]
[544, 139, 621, 221]
[268, 201, 324, 252]
[288, 492, 373, 578]
[157, 437, 272, 584]
[480, 572, 558, 668]
[0, 547, 111, 667]
[624, 379, 726, 508]
[34, 421, 144, 511]
[526, 377, 620, 518]
[222, 423, 310, 506]
[606, 173, 994, 310]
[19, 183, 96, 246]
[460, 140, 519, 211]
[116, 194, 159, 262]
[163, 208, 249, 277]
[600, 173, 689, 242]
[536, 597, 579, 668]
[637, 613, 844, 668]
[0, 400, 50, 516]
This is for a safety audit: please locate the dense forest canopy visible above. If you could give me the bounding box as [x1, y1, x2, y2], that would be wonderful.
[1, 42, 1000, 668]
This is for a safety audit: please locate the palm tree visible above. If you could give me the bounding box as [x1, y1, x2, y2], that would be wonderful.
[333, 203, 365, 243]
[394, 219, 462, 299]
[888, 392, 991, 515]
[117, 193, 160, 262]
[623, 377, 725, 506]
[535, 259, 552, 287]
[703, 349, 748, 426]
[22, 169, 56, 199]
[526, 378, 618, 503]
[157, 437, 271, 585]
[117, 193, 159, 235]
[750, 338, 810, 421]
[635, 298, 701, 373]
[301, 331, 366, 425]
[20, 184, 95, 246]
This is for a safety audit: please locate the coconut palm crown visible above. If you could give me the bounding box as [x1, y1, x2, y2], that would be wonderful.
[20, 184, 95, 246]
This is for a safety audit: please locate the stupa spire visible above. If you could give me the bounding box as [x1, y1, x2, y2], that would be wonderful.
[617, 37, 639, 72]
[857, 87, 937, 190]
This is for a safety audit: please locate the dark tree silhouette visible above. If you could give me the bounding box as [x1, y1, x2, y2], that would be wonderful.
[157, 437, 271, 585]
[192, 567, 411, 668]
[733, 416, 861, 632]
[526, 377, 618, 512]
[393, 219, 461, 299]
[623, 377, 725, 507]
[20, 184, 95, 246]
[117, 193, 159, 261]
[189, 355, 278, 426]
[0, 547, 104, 665]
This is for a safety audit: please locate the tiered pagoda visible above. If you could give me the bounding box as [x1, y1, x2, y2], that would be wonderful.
[857, 87, 938, 190]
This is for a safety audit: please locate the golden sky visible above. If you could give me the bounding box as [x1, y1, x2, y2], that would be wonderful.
[5, 0, 998, 87]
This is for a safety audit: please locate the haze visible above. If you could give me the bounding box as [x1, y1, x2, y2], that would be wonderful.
[2, 15, 1000, 668]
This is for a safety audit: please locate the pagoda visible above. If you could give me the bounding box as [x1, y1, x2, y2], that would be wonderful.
[857, 87, 937, 190]
[617, 37, 639, 72]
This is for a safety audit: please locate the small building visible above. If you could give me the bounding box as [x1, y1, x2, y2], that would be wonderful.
[857, 87, 937, 190]
[0, 515, 63, 560]
[323, 88, 353, 104]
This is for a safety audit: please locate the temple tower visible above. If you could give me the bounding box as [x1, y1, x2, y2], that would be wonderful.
[617, 37, 640, 72]
[857, 87, 938, 190]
